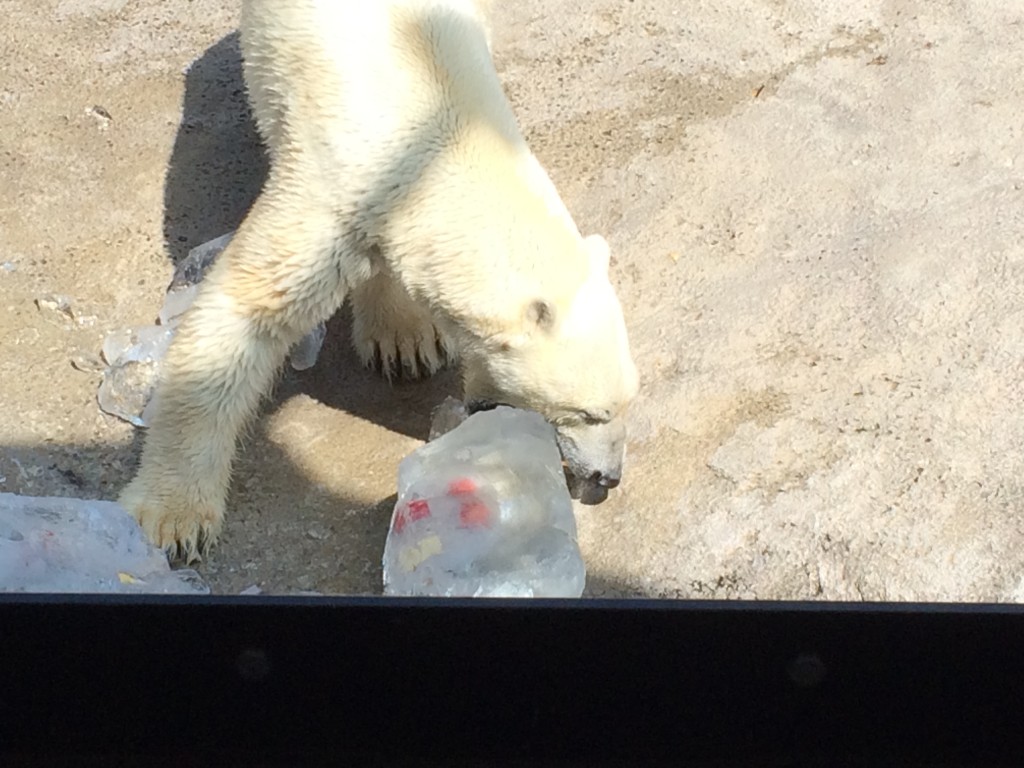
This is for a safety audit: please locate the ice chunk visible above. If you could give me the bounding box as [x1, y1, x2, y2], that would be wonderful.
[97, 325, 175, 427]
[159, 232, 234, 324]
[97, 232, 330, 427]
[0, 492, 209, 594]
[382, 405, 585, 598]
[289, 321, 327, 371]
[158, 283, 199, 326]
[102, 325, 175, 366]
[169, 231, 234, 291]
[427, 395, 470, 441]
[98, 357, 160, 427]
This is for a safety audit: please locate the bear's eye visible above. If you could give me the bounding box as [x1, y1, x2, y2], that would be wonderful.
[580, 409, 610, 426]
[553, 409, 610, 427]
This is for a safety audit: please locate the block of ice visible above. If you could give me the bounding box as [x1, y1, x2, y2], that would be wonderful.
[382, 405, 585, 598]
[0, 492, 209, 594]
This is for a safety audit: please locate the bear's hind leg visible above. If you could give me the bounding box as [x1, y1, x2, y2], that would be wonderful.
[119, 193, 348, 562]
[349, 271, 457, 380]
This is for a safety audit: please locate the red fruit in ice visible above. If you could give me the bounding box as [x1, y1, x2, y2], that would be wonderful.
[447, 477, 478, 495]
[407, 498, 431, 520]
[458, 499, 491, 528]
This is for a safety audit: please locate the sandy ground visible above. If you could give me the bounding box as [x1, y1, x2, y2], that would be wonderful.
[2, 0, 1022, 600]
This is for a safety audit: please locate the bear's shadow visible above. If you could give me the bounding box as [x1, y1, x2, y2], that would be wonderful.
[162, 32, 460, 441]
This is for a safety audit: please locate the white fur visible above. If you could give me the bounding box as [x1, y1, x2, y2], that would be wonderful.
[120, 0, 638, 561]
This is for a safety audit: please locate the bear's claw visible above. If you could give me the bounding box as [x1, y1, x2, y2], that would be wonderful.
[363, 331, 454, 380]
[119, 478, 225, 565]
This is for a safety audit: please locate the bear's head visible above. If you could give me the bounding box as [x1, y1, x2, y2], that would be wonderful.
[461, 234, 640, 504]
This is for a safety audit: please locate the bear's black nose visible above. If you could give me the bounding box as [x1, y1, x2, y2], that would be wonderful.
[590, 471, 620, 489]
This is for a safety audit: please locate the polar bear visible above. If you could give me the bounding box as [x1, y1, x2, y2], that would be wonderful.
[119, 0, 640, 562]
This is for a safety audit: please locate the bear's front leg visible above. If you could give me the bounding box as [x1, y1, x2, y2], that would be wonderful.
[120, 198, 346, 562]
[118, 277, 292, 562]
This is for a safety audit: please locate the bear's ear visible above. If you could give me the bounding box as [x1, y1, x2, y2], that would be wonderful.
[486, 299, 556, 351]
[584, 234, 611, 275]
[524, 298, 557, 334]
